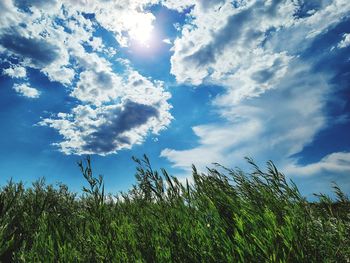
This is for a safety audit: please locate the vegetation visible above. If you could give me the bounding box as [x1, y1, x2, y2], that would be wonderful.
[0, 155, 349, 262]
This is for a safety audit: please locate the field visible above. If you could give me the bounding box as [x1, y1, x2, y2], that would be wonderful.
[0, 156, 349, 262]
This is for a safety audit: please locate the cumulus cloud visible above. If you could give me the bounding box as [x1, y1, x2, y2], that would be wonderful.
[0, 2, 76, 85]
[71, 70, 123, 106]
[169, 0, 350, 98]
[0, 32, 60, 67]
[2, 65, 26, 78]
[0, 0, 173, 155]
[40, 67, 172, 155]
[13, 83, 40, 98]
[40, 97, 171, 155]
[0, 0, 162, 84]
[170, 0, 297, 88]
[81, 101, 159, 154]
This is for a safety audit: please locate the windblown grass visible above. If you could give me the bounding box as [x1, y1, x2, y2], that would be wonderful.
[0, 155, 349, 262]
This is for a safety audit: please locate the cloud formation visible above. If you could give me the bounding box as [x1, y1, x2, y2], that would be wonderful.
[162, 61, 328, 170]
[82, 101, 159, 154]
[40, 96, 171, 155]
[2, 65, 26, 78]
[0, 32, 59, 67]
[285, 152, 350, 176]
[338, 33, 350, 49]
[0, 0, 349, 179]
[39, 66, 172, 155]
[13, 83, 40, 98]
[0, 0, 173, 155]
[161, 0, 350, 183]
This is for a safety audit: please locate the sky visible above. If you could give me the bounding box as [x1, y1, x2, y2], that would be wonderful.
[0, 0, 349, 199]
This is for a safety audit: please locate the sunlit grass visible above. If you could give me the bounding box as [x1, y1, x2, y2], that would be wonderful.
[0, 155, 349, 262]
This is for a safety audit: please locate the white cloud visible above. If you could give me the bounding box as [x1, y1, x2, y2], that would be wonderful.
[162, 38, 172, 45]
[0, 0, 26, 29]
[0, 0, 160, 85]
[162, 0, 350, 179]
[40, 64, 172, 154]
[169, 0, 350, 98]
[161, 0, 194, 12]
[1, 0, 348, 166]
[338, 33, 350, 48]
[161, 119, 262, 170]
[0, 0, 174, 155]
[40, 72, 172, 155]
[0, 4, 84, 86]
[88, 37, 104, 52]
[161, 61, 329, 172]
[61, 0, 158, 47]
[71, 70, 123, 106]
[285, 152, 350, 176]
[2, 65, 26, 78]
[13, 83, 40, 98]
[43, 66, 75, 86]
[170, 0, 297, 88]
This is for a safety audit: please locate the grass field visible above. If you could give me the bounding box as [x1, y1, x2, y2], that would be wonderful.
[0, 155, 349, 262]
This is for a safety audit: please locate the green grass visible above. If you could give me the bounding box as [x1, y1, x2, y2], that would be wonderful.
[0, 155, 349, 262]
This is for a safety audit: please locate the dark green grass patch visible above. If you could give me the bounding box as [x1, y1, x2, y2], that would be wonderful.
[0, 155, 349, 262]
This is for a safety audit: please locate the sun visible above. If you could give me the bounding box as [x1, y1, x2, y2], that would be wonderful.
[132, 24, 153, 46]
[125, 12, 155, 47]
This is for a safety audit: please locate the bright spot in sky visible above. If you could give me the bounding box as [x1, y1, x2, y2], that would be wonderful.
[132, 22, 153, 45]
[125, 12, 155, 47]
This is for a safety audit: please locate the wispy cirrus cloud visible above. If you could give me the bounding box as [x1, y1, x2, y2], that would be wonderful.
[162, 61, 329, 171]
[285, 152, 350, 176]
[338, 33, 350, 49]
[161, 0, 350, 187]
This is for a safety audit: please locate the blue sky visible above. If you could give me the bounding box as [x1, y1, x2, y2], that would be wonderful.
[0, 0, 349, 198]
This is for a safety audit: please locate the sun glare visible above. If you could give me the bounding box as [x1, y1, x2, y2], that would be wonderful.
[124, 12, 155, 47]
[132, 22, 153, 46]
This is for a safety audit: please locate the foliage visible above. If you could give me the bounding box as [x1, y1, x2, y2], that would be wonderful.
[0, 155, 349, 262]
